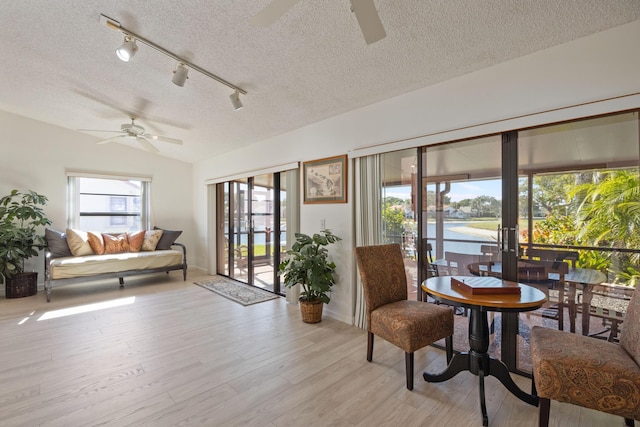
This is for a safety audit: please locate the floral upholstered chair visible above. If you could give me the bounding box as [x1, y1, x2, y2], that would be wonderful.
[354, 243, 454, 390]
[530, 284, 640, 426]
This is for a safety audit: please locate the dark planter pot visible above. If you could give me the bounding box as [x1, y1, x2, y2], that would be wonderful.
[6, 272, 38, 298]
[299, 299, 324, 323]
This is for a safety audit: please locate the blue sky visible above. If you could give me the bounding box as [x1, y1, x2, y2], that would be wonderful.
[384, 179, 502, 203]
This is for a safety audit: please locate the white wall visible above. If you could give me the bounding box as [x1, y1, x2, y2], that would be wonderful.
[0, 111, 194, 285]
[194, 20, 640, 325]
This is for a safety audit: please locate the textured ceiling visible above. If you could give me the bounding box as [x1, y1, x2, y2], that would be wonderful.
[1, 1, 639, 163]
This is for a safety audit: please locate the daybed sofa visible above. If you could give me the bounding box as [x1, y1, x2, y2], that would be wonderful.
[44, 227, 187, 302]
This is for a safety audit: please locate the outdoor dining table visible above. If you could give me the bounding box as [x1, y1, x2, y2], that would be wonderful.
[466, 261, 607, 334]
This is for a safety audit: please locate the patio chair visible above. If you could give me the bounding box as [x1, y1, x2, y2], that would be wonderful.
[481, 244, 500, 259]
[523, 248, 579, 269]
[234, 244, 249, 270]
[443, 251, 489, 276]
[519, 259, 569, 331]
[421, 239, 438, 279]
[578, 282, 634, 342]
[354, 243, 454, 390]
[530, 283, 640, 426]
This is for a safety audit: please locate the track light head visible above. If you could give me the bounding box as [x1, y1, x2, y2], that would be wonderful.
[115, 36, 138, 62]
[172, 63, 189, 87]
[229, 90, 243, 111]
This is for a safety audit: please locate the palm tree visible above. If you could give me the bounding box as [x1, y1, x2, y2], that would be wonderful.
[570, 169, 640, 283]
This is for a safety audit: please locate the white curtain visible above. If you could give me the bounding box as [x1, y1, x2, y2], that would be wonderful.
[285, 168, 301, 304]
[353, 154, 382, 329]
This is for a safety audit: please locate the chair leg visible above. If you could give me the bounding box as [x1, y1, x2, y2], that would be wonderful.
[558, 285, 565, 331]
[624, 418, 634, 426]
[609, 320, 620, 342]
[531, 374, 537, 396]
[539, 397, 550, 427]
[445, 335, 453, 364]
[367, 331, 374, 362]
[405, 352, 414, 390]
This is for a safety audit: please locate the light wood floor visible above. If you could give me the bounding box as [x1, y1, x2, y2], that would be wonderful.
[0, 270, 627, 426]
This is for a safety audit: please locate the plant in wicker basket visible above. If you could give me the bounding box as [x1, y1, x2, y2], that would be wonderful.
[278, 229, 341, 323]
[0, 190, 51, 295]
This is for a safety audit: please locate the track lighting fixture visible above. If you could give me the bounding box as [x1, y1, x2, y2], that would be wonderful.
[229, 90, 243, 111]
[100, 13, 247, 110]
[115, 36, 138, 62]
[172, 63, 189, 87]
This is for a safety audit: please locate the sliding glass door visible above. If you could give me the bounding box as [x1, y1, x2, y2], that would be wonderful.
[251, 174, 276, 290]
[418, 110, 640, 375]
[421, 135, 511, 364]
[219, 179, 250, 283]
[216, 170, 297, 295]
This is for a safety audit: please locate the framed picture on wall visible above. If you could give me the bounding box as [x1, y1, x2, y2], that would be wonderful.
[303, 155, 348, 204]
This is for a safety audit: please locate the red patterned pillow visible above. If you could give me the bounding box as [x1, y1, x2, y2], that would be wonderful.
[127, 230, 145, 252]
[102, 233, 130, 254]
[87, 231, 105, 255]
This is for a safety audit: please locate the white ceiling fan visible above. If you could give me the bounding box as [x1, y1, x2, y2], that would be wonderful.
[252, 0, 386, 45]
[79, 118, 183, 153]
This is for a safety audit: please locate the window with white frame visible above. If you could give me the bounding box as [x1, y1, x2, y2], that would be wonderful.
[67, 173, 150, 232]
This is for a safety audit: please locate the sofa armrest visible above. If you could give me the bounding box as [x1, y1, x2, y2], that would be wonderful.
[171, 242, 186, 257]
[171, 242, 188, 277]
[44, 251, 52, 276]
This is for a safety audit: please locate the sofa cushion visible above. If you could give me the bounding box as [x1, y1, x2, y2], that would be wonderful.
[154, 226, 182, 250]
[127, 230, 146, 252]
[103, 233, 130, 254]
[45, 228, 73, 258]
[49, 250, 184, 280]
[66, 228, 94, 256]
[87, 231, 105, 255]
[142, 229, 163, 251]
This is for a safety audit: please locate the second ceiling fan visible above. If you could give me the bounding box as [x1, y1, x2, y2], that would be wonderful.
[252, 0, 386, 45]
[79, 118, 183, 154]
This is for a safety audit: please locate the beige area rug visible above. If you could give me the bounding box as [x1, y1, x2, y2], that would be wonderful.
[195, 276, 280, 306]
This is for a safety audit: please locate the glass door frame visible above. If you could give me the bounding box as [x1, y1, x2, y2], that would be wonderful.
[216, 173, 287, 295]
[416, 131, 523, 375]
[500, 130, 522, 374]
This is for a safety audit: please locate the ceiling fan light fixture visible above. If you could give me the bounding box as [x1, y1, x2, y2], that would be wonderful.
[115, 36, 138, 62]
[172, 62, 189, 87]
[229, 90, 243, 111]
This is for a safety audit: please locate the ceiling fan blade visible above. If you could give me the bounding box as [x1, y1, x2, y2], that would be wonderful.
[146, 134, 183, 145]
[96, 135, 127, 145]
[78, 129, 125, 133]
[251, 0, 300, 26]
[136, 137, 160, 153]
[351, 0, 386, 45]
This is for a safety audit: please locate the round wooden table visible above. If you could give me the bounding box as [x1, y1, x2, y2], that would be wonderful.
[422, 276, 547, 427]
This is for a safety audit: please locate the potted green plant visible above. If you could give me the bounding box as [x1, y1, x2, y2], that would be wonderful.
[278, 229, 341, 323]
[0, 190, 51, 298]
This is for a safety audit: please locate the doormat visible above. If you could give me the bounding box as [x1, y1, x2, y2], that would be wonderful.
[195, 276, 280, 306]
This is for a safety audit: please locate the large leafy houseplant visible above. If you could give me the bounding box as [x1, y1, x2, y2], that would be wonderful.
[0, 190, 52, 284]
[279, 229, 341, 306]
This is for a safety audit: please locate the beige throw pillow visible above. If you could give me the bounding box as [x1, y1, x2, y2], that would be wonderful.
[66, 228, 94, 256]
[141, 229, 163, 251]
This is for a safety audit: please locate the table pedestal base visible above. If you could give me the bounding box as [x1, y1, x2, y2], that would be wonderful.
[423, 309, 539, 426]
